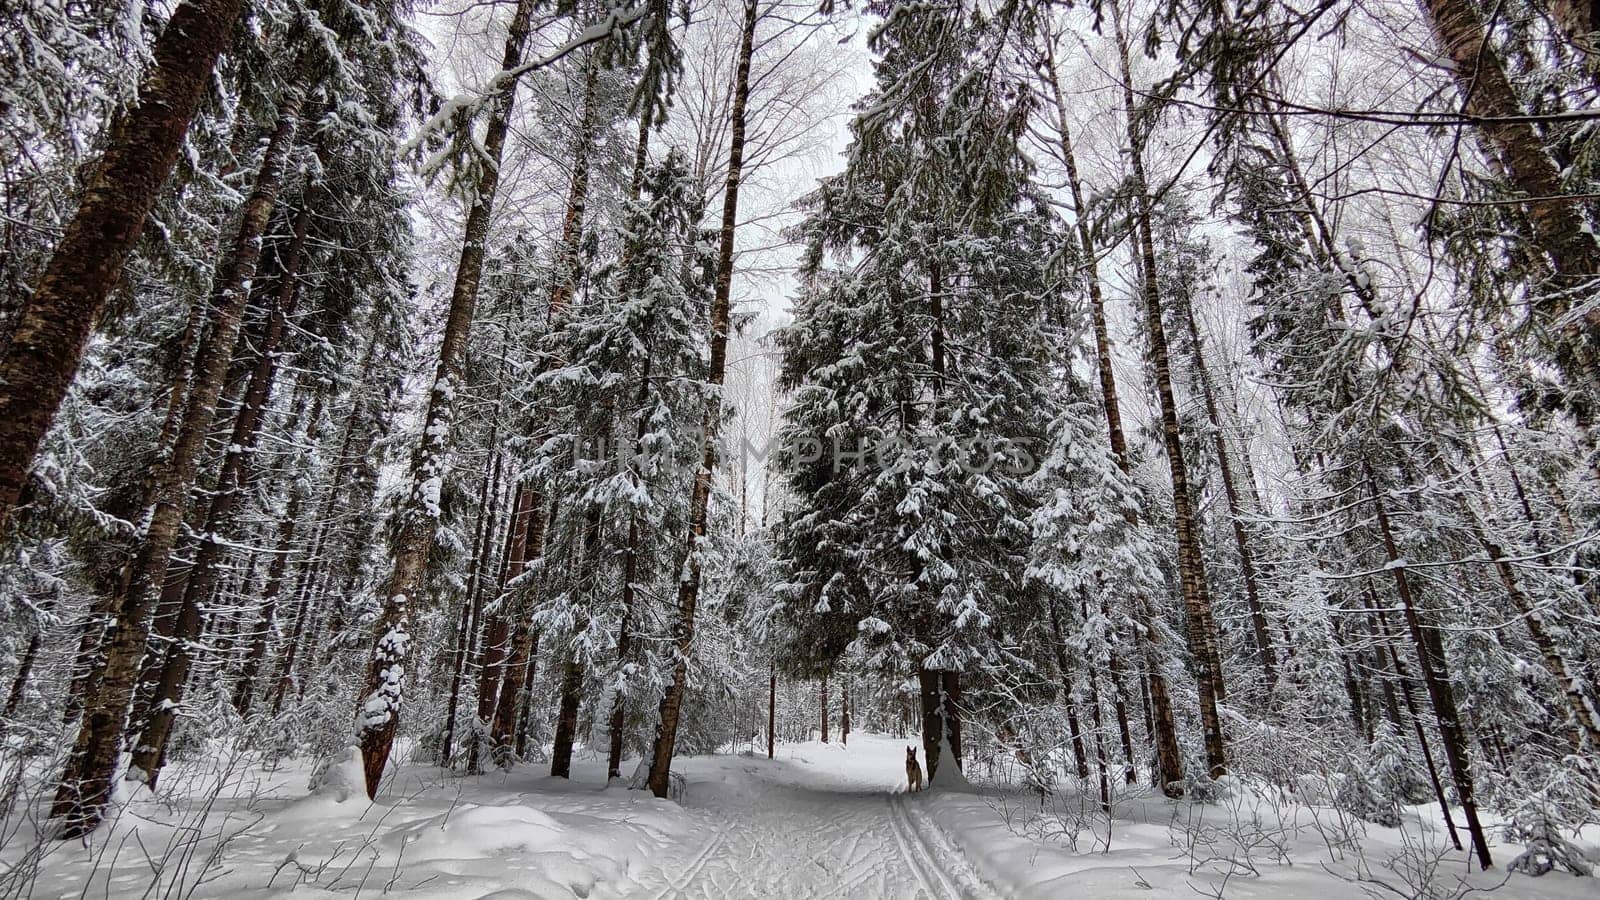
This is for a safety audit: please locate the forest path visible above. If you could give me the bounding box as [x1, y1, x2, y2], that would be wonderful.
[610, 735, 1000, 899]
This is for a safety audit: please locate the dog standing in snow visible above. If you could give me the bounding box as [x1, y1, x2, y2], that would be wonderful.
[905, 746, 923, 792]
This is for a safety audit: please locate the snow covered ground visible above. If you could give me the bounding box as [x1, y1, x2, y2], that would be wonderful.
[1, 734, 1595, 898]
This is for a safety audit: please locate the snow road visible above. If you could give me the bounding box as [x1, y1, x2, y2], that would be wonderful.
[618, 740, 998, 899]
[10, 733, 1597, 898]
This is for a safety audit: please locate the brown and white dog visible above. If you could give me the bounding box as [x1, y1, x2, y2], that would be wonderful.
[905, 746, 923, 793]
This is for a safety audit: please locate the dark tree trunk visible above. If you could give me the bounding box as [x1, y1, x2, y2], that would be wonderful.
[1112, 3, 1227, 778]
[547, 57, 601, 316]
[3, 632, 41, 719]
[1366, 465, 1492, 869]
[137, 198, 315, 776]
[918, 669, 943, 781]
[440, 445, 502, 767]
[550, 623, 587, 778]
[232, 439, 310, 717]
[1048, 600, 1090, 779]
[820, 673, 829, 743]
[0, 0, 248, 529]
[645, 0, 756, 800]
[1083, 664, 1113, 812]
[489, 496, 549, 756]
[1369, 586, 1463, 853]
[1421, 0, 1600, 399]
[841, 682, 849, 746]
[605, 517, 640, 778]
[472, 482, 533, 765]
[940, 671, 963, 773]
[1041, 28, 1184, 789]
[767, 664, 776, 760]
[1179, 298, 1276, 690]
[355, 0, 537, 800]
[51, 90, 304, 835]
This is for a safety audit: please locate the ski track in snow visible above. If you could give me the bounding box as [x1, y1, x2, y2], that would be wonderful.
[19, 734, 1587, 899]
[617, 743, 998, 899]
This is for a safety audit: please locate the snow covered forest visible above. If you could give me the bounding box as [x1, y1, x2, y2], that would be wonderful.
[1, 0, 1599, 894]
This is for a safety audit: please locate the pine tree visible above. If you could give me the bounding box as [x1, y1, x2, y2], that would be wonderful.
[774, 0, 1057, 784]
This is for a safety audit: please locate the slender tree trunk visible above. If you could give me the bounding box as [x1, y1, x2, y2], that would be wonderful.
[440, 446, 502, 767]
[767, 663, 775, 760]
[1471, 522, 1599, 750]
[1084, 664, 1113, 812]
[513, 648, 541, 758]
[0, 0, 248, 528]
[1041, 29, 1183, 788]
[488, 492, 548, 756]
[644, 0, 756, 799]
[1048, 601, 1090, 779]
[135, 198, 315, 778]
[1330, 617, 1370, 741]
[841, 682, 849, 746]
[472, 481, 531, 764]
[354, 0, 537, 801]
[3, 632, 41, 719]
[467, 490, 515, 771]
[1179, 298, 1276, 689]
[1110, 2, 1227, 777]
[548, 56, 601, 316]
[267, 324, 381, 715]
[50, 91, 303, 835]
[232, 436, 311, 717]
[1365, 464, 1492, 868]
[550, 621, 587, 778]
[1039, 29, 1128, 464]
[1368, 588, 1462, 852]
[820, 673, 829, 742]
[606, 515, 640, 779]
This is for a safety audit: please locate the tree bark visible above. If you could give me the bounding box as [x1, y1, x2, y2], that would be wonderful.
[1048, 600, 1091, 779]
[472, 481, 532, 766]
[547, 56, 602, 316]
[841, 681, 850, 746]
[0, 0, 248, 529]
[3, 632, 41, 720]
[50, 90, 303, 835]
[1421, 0, 1600, 398]
[918, 669, 944, 781]
[940, 671, 963, 773]
[231, 413, 314, 718]
[1041, 24, 1184, 789]
[1366, 464, 1492, 868]
[644, 0, 756, 799]
[550, 621, 588, 778]
[820, 673, 829, 742]
[440, 445, 502, 767]
[137, 198, 315, 775]
[1111, 1, 1227, 777]
[1369, 587, 1463, 852]
[606, 515, 641, 779]
[1179, 297, 1276, 689]
[489, 495, 550, 756]
[354, 0, 537, 801]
